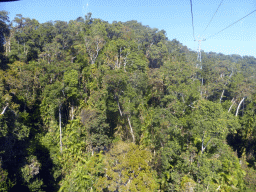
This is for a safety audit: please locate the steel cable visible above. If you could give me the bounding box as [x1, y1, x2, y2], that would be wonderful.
[190, 0, 195, 40]
[205, 9, 256, 40]
[203, 0, 224, 33]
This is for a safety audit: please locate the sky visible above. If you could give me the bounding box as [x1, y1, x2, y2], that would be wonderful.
[1, 0, 256, 57]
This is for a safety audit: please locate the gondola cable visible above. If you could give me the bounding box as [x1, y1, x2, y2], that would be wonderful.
[190, 0, 196, 40]
[203, 0, 224, 33]
[205, 9, 256, 40]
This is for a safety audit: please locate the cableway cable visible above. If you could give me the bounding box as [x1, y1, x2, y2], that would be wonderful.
[205, 9, 256, 40]
[203, 0, 224, 33]
[190, 0, 195, 40]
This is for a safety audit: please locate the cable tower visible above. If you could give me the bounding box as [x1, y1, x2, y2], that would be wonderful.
[189, 0, 205, 95]
[188, 0, 256, 97]
[194, 36, 205, 96]
[195, 36, 206, 67]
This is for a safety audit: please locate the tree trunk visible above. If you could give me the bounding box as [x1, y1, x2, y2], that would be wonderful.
[116, 56, 119, 69]
[116, 97, 135, 142]
[8, 39, 10, 53]
[123, 53, 129, 72]
[71, 105, 74, 120]
[236, 97, 245, 116]
[221, 70, 233, 103]
[119, 47, 122, 68]
[201, 133, 205, 153]
[71, 56, 76, 63]
[228, 98, 235, 113]
[127, 116, 135, 143]
[71, 101, 74, 120]
[117, 100, 123, 116]
[220, 89, 225, 103]
[200, 78, 203, 97]
[1, 104, 8, 115]
[59, 104, 62, 153]
[201, 132, 212, 154]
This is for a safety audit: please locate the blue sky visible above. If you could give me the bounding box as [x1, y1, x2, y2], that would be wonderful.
[1, 0, 256, 57]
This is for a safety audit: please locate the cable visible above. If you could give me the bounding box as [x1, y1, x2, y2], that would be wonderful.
[190, 0, 195, 40]
[205, 9, 256, 40]
[203, 0, 224, 33]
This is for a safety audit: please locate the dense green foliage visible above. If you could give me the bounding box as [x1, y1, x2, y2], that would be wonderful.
[1, 11, 256, 191]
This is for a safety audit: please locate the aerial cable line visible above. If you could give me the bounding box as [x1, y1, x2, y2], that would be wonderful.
[190, 0, 196, 40]
[203, 0, 224, 33]
[205, 9, 256, 40]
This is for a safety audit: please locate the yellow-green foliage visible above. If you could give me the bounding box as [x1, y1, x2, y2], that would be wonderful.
[180, 175, 196, 192]
[95, 141, 159, 191]
[59, 153, 104, 192]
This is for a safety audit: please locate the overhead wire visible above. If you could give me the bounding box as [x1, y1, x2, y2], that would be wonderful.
[205, 9, 256, 40]
[190, 0, 195, 40]
[203, 0, 224, 33]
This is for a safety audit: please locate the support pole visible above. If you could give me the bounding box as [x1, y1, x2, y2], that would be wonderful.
[195, 36, 206, 97]
[195, 36, 205, 68]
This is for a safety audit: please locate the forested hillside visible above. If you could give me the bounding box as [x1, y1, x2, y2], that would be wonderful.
[1, 11, 256, 191]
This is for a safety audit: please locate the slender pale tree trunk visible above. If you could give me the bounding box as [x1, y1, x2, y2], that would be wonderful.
[201, 132, 212, 154]
[71, 106, 74, 120]
[116, 98, 130, 140]
[71, 101, 74, 120]
[236, 97, 245, 116]
[116, 97, 135, 142]
[220, 89, 225, 103]
[123, 53, 129, 72]
[71, 56, 76, 63]
[9, 41, 10, 52]
[117, 100, 123, 116]
[127, 116, 135, 143]
[59, 104, 62, 153]
[228, 98, 235, 113]
[201, 78, 204, 97]
[1, 104, 8, 115]
[221, 70, 233, 103]
[116, 56, 119, 69]
[180, 93, 185, 103]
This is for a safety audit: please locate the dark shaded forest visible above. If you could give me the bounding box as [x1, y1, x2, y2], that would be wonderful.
[1, 10, 256, 191]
